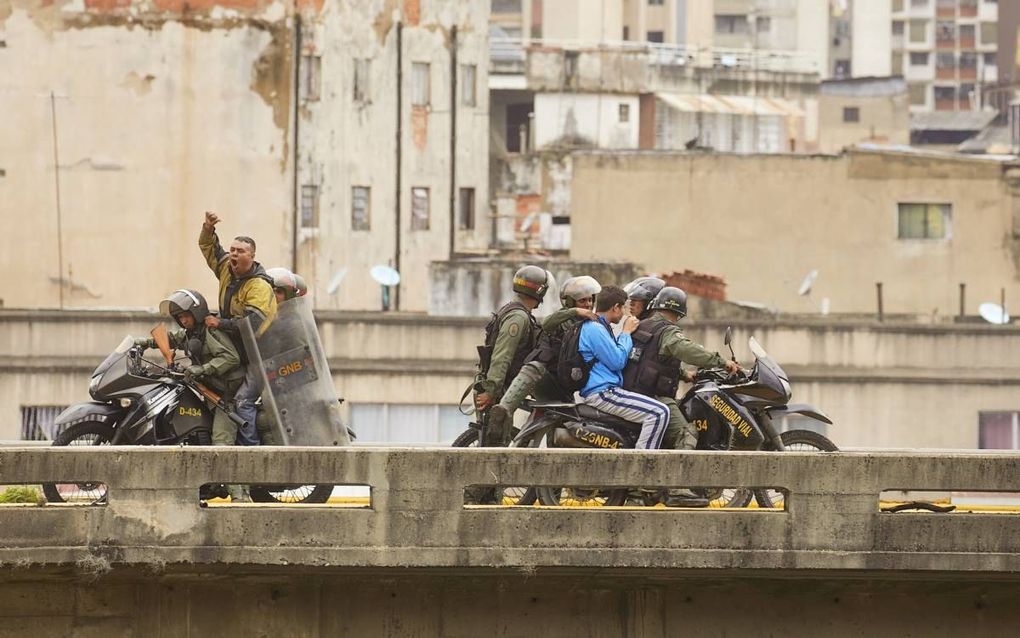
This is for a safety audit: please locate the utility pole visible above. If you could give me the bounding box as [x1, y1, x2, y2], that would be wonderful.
[49, 91, 65, 310]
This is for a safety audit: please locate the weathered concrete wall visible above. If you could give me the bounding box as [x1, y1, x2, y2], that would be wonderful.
[534, 92, 639, 149]
[569, 149, 1020, 315]
[5, 446, 1020, 632]
[3, 570, 1020, 636]
[3, 310, 1020, 448]
[818, 93, 910, 152]
[0, 0, 297, 311]
[0, 0, 491, 314]
[295, 0, 492, 313]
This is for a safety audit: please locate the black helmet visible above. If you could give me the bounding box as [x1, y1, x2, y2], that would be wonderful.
[267, 267, 308, 301]
[623, 276, 665, 302]
[513, 265, 550, 301]
[559, 275, 601, 308]
[648, 286, 688, 318]
[159, 289, 210, 326]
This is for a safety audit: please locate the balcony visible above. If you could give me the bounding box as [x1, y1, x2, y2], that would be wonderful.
[959, 66, 977, 80]
[935, 98, 958, 111]
[936, 37, 956, 49]
[936, 66, 956, 79]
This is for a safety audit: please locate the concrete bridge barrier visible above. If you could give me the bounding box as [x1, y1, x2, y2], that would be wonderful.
[1, 447, 1019, 635]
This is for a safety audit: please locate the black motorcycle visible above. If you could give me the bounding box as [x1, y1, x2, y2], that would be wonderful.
[510, 328, 837, 508]
[44, 335, 334, 505]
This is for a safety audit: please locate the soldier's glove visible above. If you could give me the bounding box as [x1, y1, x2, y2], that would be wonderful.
[132, 338, 150, 349]
[184, 365, 204, 383]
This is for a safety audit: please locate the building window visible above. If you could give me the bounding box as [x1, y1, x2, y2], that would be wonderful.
[898, 203, 951, 240]
[302, 54, 321, 102]
[353, 58, 370, 103]
[984, 52, 997, 66]
[909, 83, 928, 105]
[980, 22, 997, 45]
[349, 403, 467, 444]
[756, 16, 771, 33]
[910, 52, 930, 65]
[909, 20, 927, 43]
[20, 405, 67, 441]
[892, 20, 904, 35]
[936, 51, 956, 70]
[936, 21, 956, 44]
[411, 62, 430, 107]
[911, 0, 928, 6]
[843, 107, 860, 123]
[648, 0, 664, 5]
[979, 412, 1020, 449]
[352, 186, 370, 231]
[893, 0, 904, 10]
[618, 103, 630, 123]
[715, 15, 748, 35]
[458, 187, 475, 230]
[300, 185, 319, 228]
[411, 187, 430, 230]
[647, 30, 664, 43]
[622, 26, 630, 40]
[460, 63, 476, 107]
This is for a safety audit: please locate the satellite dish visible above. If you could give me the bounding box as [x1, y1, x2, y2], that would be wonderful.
[979, 303, 1010, 325]
[327, 268, 348, 295]
[371, 265, 401, 287]
[798, 270, 818, 296]
[520, 212, 537, 233]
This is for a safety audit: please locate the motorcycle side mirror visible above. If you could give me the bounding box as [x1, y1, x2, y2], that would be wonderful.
[724, 326, 736, 361]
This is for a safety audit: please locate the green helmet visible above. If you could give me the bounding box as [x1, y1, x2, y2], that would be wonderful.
[159, 289, 210, 326]
[267, 267, 308, 301]
[648, 286, 688, 317]
[559, 275, 601, 308]
[512, 265, 550, 301]
[624, 276, 666, 302]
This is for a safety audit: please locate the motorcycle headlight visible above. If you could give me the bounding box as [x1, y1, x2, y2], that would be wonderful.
[89, 375, 101, 395]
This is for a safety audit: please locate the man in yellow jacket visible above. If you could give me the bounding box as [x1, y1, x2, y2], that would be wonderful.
[199, 211, 277, 445]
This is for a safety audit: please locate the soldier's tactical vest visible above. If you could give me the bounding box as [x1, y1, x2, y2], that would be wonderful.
[622, 316, 683, 398]
[477, 301, 539, 386]
[526, 316, 581, 368]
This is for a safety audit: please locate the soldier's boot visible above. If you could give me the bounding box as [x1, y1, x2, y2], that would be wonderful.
[665, 417, 707, 506]
[487, 406, 512, 446]
[625, 488, 660, 507]
[662, 488, 709, 508]
[228, 484, 251, 504]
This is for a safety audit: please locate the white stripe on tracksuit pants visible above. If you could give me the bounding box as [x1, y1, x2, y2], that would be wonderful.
[583, 387, 669, 450]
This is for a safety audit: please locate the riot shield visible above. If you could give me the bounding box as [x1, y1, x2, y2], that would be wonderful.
[239, 296, 350, 446]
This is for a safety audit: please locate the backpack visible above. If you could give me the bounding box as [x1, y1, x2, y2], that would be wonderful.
[555, 320, 593, 394]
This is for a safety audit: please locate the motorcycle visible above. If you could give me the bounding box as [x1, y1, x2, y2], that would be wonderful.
[509, 328, 837, 508]
[43, 329, 334, 505]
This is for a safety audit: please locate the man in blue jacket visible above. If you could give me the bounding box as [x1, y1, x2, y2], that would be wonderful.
[579, 286, 670, 450]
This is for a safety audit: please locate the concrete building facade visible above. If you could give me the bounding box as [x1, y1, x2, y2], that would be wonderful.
[818, 76, 911, 152]
[0, 0, 490, 313]
[568, 148, 1020, 316]
[891, 0, 999, 112]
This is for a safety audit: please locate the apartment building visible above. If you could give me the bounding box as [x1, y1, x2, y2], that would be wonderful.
[892, 0, 999, 112]
[712, 0, 829, 76]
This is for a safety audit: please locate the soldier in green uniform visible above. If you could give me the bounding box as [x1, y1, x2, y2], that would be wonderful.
[473, 265, 551, 446]
[487, 275, 601, 435]
[623, 286, 741, 507]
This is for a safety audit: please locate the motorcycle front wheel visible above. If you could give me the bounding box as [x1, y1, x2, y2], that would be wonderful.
[249, 484, 333, 504]
[453, 426, 536, 506]
[748, 429, 839, 509]
[42, 420, 115, 504]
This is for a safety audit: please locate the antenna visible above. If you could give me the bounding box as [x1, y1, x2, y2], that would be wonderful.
[371, 265, 401, 311]
[979, 303, 1010, 325]
[326, 268, 348, 295]
[798, 270, 818, 297]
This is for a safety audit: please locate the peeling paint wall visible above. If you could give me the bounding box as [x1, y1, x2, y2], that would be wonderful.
[0, 1, 296, 309]
[295, 0, 490, 313]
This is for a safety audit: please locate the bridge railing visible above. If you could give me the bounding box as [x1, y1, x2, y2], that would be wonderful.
[1, 447, 1019, 573]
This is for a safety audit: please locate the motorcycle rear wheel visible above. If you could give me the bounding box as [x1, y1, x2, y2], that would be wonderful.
[453, 427, 536, 506]
[42, 420, 115, 504]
